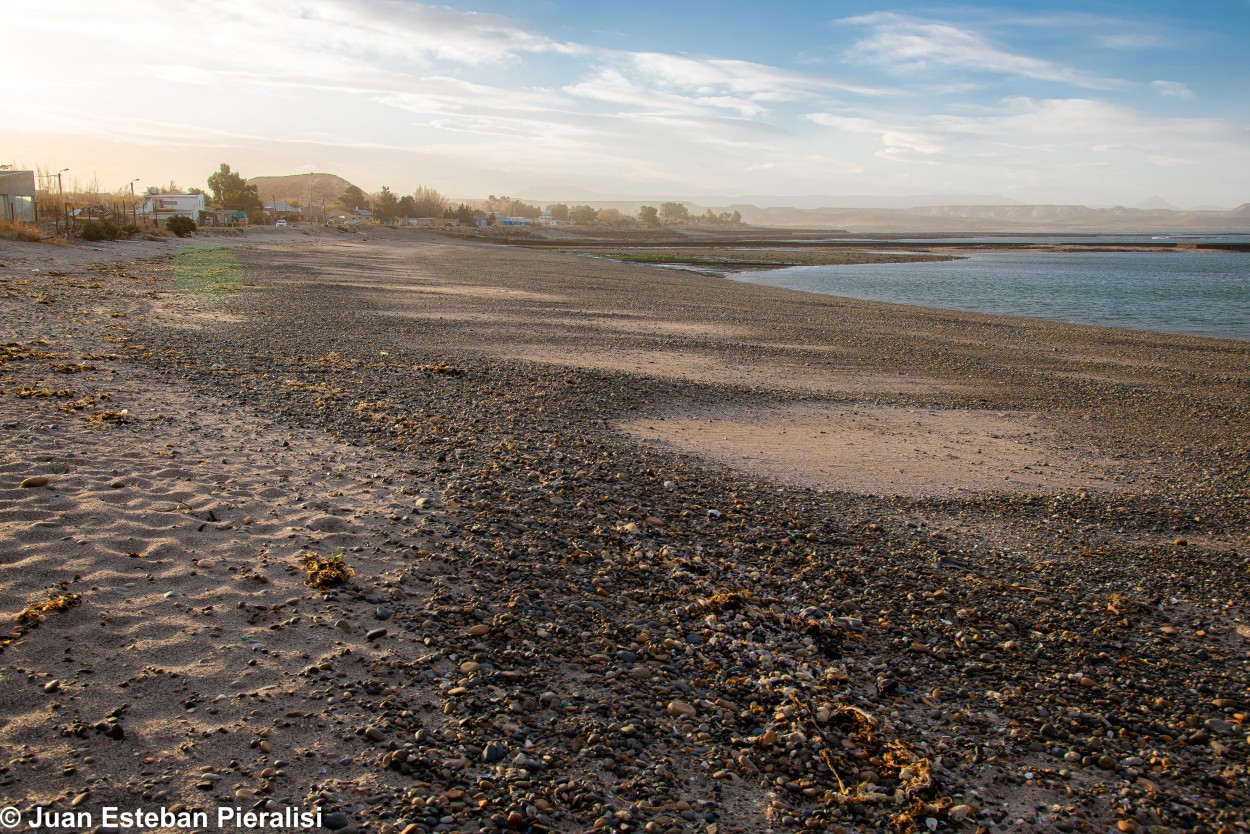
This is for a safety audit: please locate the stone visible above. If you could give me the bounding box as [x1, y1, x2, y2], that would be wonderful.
[365, 628, 387, 641]
[20, 475, 50, 488]
[666, 700, 697, 719]
[307, 515, 350, 533]
[322, 811, 351, 830]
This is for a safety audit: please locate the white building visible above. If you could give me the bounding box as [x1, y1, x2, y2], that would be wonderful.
[142, 191, 205, 224]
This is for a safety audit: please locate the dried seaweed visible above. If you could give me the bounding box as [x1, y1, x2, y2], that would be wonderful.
[299, 551, 355, 588]
[1, 593, 82, 653]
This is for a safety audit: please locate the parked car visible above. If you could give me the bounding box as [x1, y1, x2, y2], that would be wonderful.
[275, 219, 287, 228]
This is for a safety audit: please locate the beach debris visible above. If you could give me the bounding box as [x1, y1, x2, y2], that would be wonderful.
[2, 592, 82, 652]
[299, 550, 355, 588]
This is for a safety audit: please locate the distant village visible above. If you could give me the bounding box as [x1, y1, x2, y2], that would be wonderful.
[0, 165, 740, 241]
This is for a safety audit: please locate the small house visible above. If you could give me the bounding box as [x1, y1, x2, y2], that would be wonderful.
[0, 169, 37, 222]
[264, 201, 301, 222]
[142, 191, 206, 224]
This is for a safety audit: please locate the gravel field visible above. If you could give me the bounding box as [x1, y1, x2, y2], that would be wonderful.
[1, 226, 1247, 834]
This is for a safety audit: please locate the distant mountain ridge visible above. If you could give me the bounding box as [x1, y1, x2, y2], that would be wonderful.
[721, 202, 1250, 232]
[244, 172, 1248, 231]
[247, 173, 354, 207]
[515, 189, 1027, 209]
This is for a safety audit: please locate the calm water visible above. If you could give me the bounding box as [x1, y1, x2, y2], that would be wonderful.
[729, 250, 1250, 341]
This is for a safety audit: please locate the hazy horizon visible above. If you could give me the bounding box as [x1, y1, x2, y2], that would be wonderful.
[10, 1, 1250, 208]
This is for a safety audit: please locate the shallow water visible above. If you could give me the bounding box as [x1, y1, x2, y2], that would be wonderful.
[729, 250, 1250, 341]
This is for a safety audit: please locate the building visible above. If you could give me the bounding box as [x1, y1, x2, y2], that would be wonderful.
[141, 190, 205, 224]
[0, 169, 37, 222]
[201, 209, 249, 227]
[264, 201, 301, 222]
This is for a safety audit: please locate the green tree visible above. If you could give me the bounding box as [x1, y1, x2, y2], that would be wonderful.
[638, 205, 659, 226]
[443, 203, 479, 225]
[375, 186, 399, 222]
[659, 201, 689, 222]
[397, 195, 417, 217]
[339, 184, 370, 211]
[546, 203, 569, 222]
[569, 205, 598, 223]
[206, 164, 261, 211]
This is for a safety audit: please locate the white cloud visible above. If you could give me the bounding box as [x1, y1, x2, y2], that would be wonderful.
[842, 13, 1121, 89]
[563, 69, 766, 117]
[1151, 80, 1194, 99]
[628, 52, 879, 97]
[804, 113, 943, 155]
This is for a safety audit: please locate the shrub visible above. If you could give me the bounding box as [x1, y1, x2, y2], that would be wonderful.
[80, 221, 121, 241]
[121, 224, 139, 238]
[165, 215, 197, 237]
[0, 219, 43, 242]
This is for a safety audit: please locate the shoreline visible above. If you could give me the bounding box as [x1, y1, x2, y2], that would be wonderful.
[1, 228, 1247, 834]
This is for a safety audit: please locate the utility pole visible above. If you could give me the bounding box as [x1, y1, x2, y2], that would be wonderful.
[56, 168, 69, 238]
[129, 179, 139, 227]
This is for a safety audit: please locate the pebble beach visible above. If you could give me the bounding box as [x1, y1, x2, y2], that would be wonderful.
[1, 226, 1247, 834]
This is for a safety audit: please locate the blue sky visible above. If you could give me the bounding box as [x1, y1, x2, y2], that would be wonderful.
[10, 0, 1250, 207]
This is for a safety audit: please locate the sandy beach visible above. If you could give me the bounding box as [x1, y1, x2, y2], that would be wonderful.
[1, 225, 1247, 834]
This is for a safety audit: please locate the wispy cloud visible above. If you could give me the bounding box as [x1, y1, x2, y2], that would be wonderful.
[564, 69, 767, 118]
[1151, 80, 1194, 99]
[803, 113, 943, 159]
[841, 13, 1121, 89]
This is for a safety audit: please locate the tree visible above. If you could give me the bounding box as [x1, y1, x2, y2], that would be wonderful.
[638, 205, 659, 226]
[484, 194, 540, 219]
[443, 203, 479, 225]
[374, 186, 399, 222]
[659, 201, 689, 222]
[206, 164, 261, 211]
[569, 205, 598, 223]
[398, 195, 417, 217]
[339, 184, 370, 211]
[546, 203, 569, 222]
[597, 208, 624, 224]
[411, 186, 448, 217]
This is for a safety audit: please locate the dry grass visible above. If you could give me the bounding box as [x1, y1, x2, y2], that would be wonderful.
[0, 219, 43, 242]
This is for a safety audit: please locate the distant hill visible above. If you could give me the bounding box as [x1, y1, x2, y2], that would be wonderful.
[721, 202, 1250, 232]
[690, 194, 1026, 210]
[247, 173, 355, 208]
[1132, 195, 1178, 211]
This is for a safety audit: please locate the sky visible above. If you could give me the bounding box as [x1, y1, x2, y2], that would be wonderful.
[9, 0, 1250, 208]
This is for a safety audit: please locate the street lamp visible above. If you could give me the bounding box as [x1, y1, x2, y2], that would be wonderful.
[129, 179, 140, 227]
[56, 168, 69, 238]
